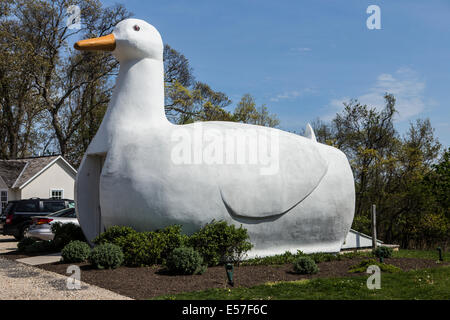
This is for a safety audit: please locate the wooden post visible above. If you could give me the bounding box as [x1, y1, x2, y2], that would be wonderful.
[372, 204, 377, 249]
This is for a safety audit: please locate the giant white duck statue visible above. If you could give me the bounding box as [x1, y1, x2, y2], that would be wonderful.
[74, 18, 355, 256]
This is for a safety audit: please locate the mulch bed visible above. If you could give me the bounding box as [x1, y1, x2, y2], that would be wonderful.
[0, 250, 60, 261]
[32, 257, 447, 300]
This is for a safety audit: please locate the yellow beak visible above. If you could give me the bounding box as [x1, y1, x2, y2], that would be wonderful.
[74, 34, 116, 51]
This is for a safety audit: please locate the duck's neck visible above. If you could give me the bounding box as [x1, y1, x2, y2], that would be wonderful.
[108, 58, 168, 128]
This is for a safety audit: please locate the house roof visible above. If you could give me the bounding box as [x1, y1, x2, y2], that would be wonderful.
[0, 160, 27, 188]
[0, 155, 71, 189]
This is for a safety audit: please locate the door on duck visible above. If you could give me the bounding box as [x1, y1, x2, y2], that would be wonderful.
[98, 154, 106, 235]
[76, 153, 106, 244]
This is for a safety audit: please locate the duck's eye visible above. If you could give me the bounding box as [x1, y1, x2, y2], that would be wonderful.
[133, 25, 140, 31]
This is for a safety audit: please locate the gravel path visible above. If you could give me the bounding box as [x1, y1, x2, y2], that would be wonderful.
[0, 257, 132, 300]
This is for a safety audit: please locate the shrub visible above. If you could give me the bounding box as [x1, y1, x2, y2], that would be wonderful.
[52, 223, 86, 250]
[242, 250, 305, 266]
[24, 240, 56, 253]
[165, 247, 206, 275]
[61, 241, 91, 263]
[89, 243, 124, 269]
[93, 226, 137, 245]
[115, 231, 174, 267]
[293, 256, 319, 275]
[348, 259, 401, 273]
[372, 246, 393, 259]
[309, 252, 341, 263]
[157, 225, 188, 260]
[187, 220, 253, 266]
[17, 237, 37, 252]
[115, 232, 155, 267]
[339, 251, 369, 260]
[94, 225, 187, 266]
[242, 251, 370, 266]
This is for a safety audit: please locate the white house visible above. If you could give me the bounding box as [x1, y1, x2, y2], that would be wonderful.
[0, 155, 77, 214]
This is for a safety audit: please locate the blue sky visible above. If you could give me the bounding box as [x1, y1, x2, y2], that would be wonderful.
[100, 0, 450, 146]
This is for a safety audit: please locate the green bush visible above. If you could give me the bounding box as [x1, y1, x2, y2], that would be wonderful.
[87, 222, 252, 268]
[308, 252, 341, 263]
[89, 243, 124, 269]
[165, 247, 206, 275]
[61, 241, 91, 263]
[24, 240, 56, 253]
[93, 225, 187, 267]
[339, 251, 370, 260]
[188, 220, 253, 266]
[93, 226, 137, 245]
[373, 246, 393, 259]
[115, 231, 169, 267]
[348, 259, 401, 273]
[242, 250, 304, 266]
[293, 256, 319, 275]
[17, 237, 37, 252]
[52, 223, 86, 250]
[115, 232, 155, 267]
[156, 225, 188, 260]
[242, 251, 371, 266]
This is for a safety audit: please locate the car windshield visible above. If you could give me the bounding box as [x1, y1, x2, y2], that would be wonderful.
[48, 208, 75, 217]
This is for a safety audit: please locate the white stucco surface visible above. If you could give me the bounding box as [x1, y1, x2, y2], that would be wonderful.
[75, 19, 356, 256]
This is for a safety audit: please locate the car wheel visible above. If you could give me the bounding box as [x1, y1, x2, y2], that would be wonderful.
[16, 225, 30, 240]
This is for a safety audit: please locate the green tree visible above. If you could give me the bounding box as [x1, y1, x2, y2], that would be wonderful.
[332, 94, 398, 222]
[233, 93, 279, 127]
[0, 0, 130, 166]
[383, 119, 441, 247]
[0, 0, 45, 158]
[163, 48, 279, 127]
[0, 0, 280, 167]
[163, 45, 233, 124]
[426, 148, 450, 211]
[309, 94, 446, 249]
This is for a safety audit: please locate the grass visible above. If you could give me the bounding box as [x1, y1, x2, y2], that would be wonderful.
[393, 249, 450, 261]
[154, 265, 450, 300]
[240, 248, 448, 267]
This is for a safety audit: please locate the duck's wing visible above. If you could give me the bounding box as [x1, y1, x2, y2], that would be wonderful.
[208, 124, 329, 220]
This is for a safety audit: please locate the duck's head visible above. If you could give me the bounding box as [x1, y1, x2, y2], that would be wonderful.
[74, 18, 163, 62]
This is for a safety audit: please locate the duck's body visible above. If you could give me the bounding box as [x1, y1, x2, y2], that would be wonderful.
[75, 19, 355, 256]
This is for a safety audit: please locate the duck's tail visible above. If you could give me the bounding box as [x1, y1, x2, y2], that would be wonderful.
[305, 123, 317, 142]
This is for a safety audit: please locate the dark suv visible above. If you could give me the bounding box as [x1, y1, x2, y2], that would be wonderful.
[1, 198, 75, 240]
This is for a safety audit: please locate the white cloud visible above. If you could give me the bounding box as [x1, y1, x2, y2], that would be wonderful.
[287, 47, 313, 56]
[377, 73, 395, 82]
[321, 97, 351, 121]
[325, 68, 427, 121]
[291, 47, 312, 52]
[270, 88, 316, 102]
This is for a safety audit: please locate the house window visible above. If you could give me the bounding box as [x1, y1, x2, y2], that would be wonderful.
[1, 190, 8, 214]
[51, 189, 64, 200]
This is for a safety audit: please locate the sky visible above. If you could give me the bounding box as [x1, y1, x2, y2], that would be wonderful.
[100, 0, 450, 146]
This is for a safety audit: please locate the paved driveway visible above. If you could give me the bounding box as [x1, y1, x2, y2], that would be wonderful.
[0, 235, 18, 254]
